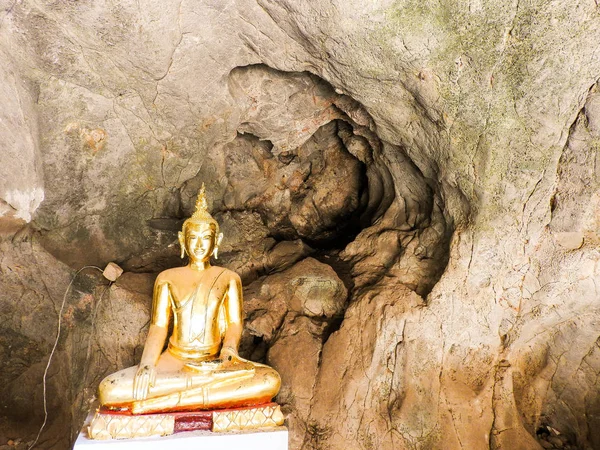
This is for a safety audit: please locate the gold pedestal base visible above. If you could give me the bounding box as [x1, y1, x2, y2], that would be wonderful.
[88, 413, 174, 440]
[212, 404, 284, 432]
[88, 403, 285, 440]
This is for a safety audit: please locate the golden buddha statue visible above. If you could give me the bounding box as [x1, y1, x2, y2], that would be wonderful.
[96, 185, 281, 418]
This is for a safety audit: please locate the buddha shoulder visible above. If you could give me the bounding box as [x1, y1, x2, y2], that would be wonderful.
[153, 266, 240, 285]
[212, 266, 241, 285]
[154, 266, 187, 285]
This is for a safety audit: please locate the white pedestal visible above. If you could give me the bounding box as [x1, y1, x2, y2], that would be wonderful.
[74, 427, 288, 450]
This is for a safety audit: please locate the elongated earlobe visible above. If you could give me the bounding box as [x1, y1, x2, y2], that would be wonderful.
[213, 233, 224, 259]
[178, 231, 186, 259]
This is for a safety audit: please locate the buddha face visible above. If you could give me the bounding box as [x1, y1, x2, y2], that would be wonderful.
[180, 222, 220, 263]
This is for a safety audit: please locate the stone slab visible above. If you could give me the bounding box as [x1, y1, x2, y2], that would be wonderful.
[74, 426, 289, 450]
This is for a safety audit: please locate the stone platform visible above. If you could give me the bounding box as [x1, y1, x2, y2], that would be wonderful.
[87, 403, 284, 439]
[74, 427, 288, 450]
[75, 404, 288, 449]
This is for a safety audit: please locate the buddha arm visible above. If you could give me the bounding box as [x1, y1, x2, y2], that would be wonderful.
[134, 279, 171, 400]
[221, 274, 243, 357]
[139, 324, 168, 367]
[141, 279, 172, 365]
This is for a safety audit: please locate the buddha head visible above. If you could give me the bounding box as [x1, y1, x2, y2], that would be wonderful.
[178, 184, 223, 262]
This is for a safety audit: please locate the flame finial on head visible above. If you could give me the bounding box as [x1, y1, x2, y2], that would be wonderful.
[191, 183, 213, 222]
[183, 183, 218, 233]
[179, 183, 222, 259]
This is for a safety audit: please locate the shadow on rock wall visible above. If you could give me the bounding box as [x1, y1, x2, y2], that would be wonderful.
[2, 0, 600, 449]
[0, 63, 454, 449]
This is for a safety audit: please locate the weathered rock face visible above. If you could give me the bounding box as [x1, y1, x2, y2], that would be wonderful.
[0, 51, 43, 234]
[1, 1, 600, 449]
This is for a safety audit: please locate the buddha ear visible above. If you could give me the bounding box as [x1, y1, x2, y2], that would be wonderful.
[213, 233, 224, 259]
[178, 231, 186, 259]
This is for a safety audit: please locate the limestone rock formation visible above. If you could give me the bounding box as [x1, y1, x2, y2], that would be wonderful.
[1, 1, 600, 449]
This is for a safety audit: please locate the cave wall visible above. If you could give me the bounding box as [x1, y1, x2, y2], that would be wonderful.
[1, 1, 600, 449]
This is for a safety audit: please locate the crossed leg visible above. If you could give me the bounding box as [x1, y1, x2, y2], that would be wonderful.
[98, 351, 280, 414]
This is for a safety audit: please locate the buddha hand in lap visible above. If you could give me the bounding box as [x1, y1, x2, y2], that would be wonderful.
[98, 186, 281, 415]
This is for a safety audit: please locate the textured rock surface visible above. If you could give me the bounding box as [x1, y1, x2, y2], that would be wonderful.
[1, 1, 600, 449]
[0, 49, 43, 233]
